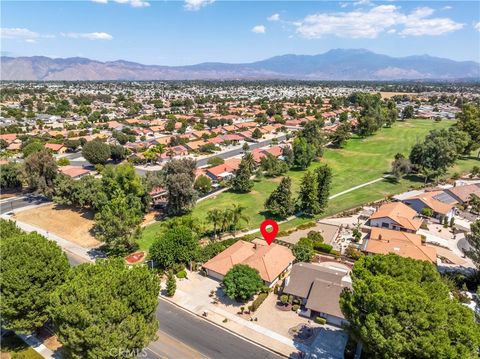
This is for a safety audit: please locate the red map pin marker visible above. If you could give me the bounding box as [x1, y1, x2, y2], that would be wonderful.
[260, 219, 278, 245]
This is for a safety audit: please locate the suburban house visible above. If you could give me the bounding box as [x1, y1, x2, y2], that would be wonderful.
[366, 202, 422, 233]
[444, 184, 480, 205]
[283, 262, 352, 326]
[364, 227, 437, 263]
[58, 165, 91, 179]
[402, 191, 455, 220]
[44, 143, 67, 154]
[205, 158, 241, 182]
[203, 239, 295, 287]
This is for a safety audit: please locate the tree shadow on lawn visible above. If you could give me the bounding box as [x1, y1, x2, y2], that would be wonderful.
[214, 287, 246, 310]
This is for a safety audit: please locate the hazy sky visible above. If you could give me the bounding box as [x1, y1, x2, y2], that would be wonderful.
[1, 0, 479, 65]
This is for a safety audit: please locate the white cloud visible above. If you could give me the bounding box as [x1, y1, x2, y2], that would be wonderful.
[62, 32, 113, 40]
[91, 0, 150, 7]
[251, 25, 266, 34]
[25, 39, 37, 43]
[268, 13, 280, 21]
[184, 0, 214, 11]
[0, 27, 40, 40]
[474, 22, 480, 32]
[295, 5, 463, 39]
[353, 0, 372, 6]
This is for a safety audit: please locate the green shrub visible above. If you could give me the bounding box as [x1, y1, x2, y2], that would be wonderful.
[313, 242, 333, 253]
[421, 208, 433, 217]
[57, 157, 70, 166]
[251, 293, 268, 312]
[292, 304, 300, 312]
[330, 249, 341, 257]
[280, 294, 288, 304]
[274, 284, 279, 294]
[176, 270, 187, 279]
[315, 316, 327, 325]
[297, 222, 316, 230]
[307, 231, 324, 243]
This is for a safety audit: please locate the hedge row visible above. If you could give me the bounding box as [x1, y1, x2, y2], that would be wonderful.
[250, 292, 268, 312]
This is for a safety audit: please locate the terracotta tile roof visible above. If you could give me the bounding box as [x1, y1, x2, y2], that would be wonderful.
[223, 158, 241, 170]
[367, 227, 437, 263]
[44, 143, 64, 152]
[203, 240, 294, 282]
[207, 136, 224, 144]
[59, 166, 90, 178]
[221, 134, 243, 141]
[407, 191, 454, 215]
[263, 146, 282, 157]
[445, 185, 480, 203]
[0, 134, 17, 143]
[369, 202, 422, 231]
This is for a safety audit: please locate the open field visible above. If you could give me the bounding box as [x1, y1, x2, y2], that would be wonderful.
[379, 91, 417, 99]
[139, 119, 480, 251]
[15, 204, 100, 248]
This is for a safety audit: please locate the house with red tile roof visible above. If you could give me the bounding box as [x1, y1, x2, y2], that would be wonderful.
[367, 202, 422, 233]
[203, 239, 294, 287]
[59, 166, 91, 179]
[44, 143, 66, 153]
[402, 191, 455, 220]
[0, 133, 17, 144]
[365, 227, 437, 263]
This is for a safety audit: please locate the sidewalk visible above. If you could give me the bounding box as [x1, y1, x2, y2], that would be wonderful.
[161, 285, 298, 357]
[18, 333, 55, 359]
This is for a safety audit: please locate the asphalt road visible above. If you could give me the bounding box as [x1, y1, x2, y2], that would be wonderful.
[0, 195, 50, 215]
[64, 135, 288, 176]
[63, 253, 283, 359]
[148, 299, 283, 359]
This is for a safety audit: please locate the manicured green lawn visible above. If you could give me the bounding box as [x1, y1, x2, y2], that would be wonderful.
[138, 119, 478, 251]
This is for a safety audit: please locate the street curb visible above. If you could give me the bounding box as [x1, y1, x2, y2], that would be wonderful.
[158, 295, 291, 358]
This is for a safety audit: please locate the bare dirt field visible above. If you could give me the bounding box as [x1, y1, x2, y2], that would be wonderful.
[15, 204, 100, 248]
[379, 92, 416, 99]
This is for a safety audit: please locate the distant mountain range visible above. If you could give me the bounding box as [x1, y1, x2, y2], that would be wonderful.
[1, 49, 479, 81]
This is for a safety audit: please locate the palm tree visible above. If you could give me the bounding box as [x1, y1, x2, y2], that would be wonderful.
[230, 204, 249, 236]
[220, 208, 232, 235]
[207, 209, 223, 239]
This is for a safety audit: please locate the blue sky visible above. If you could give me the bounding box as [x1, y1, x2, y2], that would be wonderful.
[1, 0, 479, 65]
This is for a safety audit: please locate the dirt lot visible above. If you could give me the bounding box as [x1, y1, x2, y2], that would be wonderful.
[379, 92, 416, 99]
[15, 204, 100, 248]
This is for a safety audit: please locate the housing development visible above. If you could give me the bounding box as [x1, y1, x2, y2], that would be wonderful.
[1, 1, 480, 359]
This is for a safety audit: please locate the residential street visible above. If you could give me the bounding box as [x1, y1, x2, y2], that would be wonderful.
[149, 299, 283, 359]
[0, 195, 49, 215]
[64, 256, 283, 359]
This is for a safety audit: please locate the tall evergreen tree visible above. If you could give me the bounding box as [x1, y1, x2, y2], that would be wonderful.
[297, 171, 319, 216]
[231, 157, 253, 193]
[166, 271, 176, 297]
[315, 164, 332, 214]
[264, 176, 294, 219]
[0, 220, 69, 333]
[50, 259, 159, 359]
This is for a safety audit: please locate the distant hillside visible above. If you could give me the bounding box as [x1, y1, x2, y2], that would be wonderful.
[1, 49, 479, 81]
